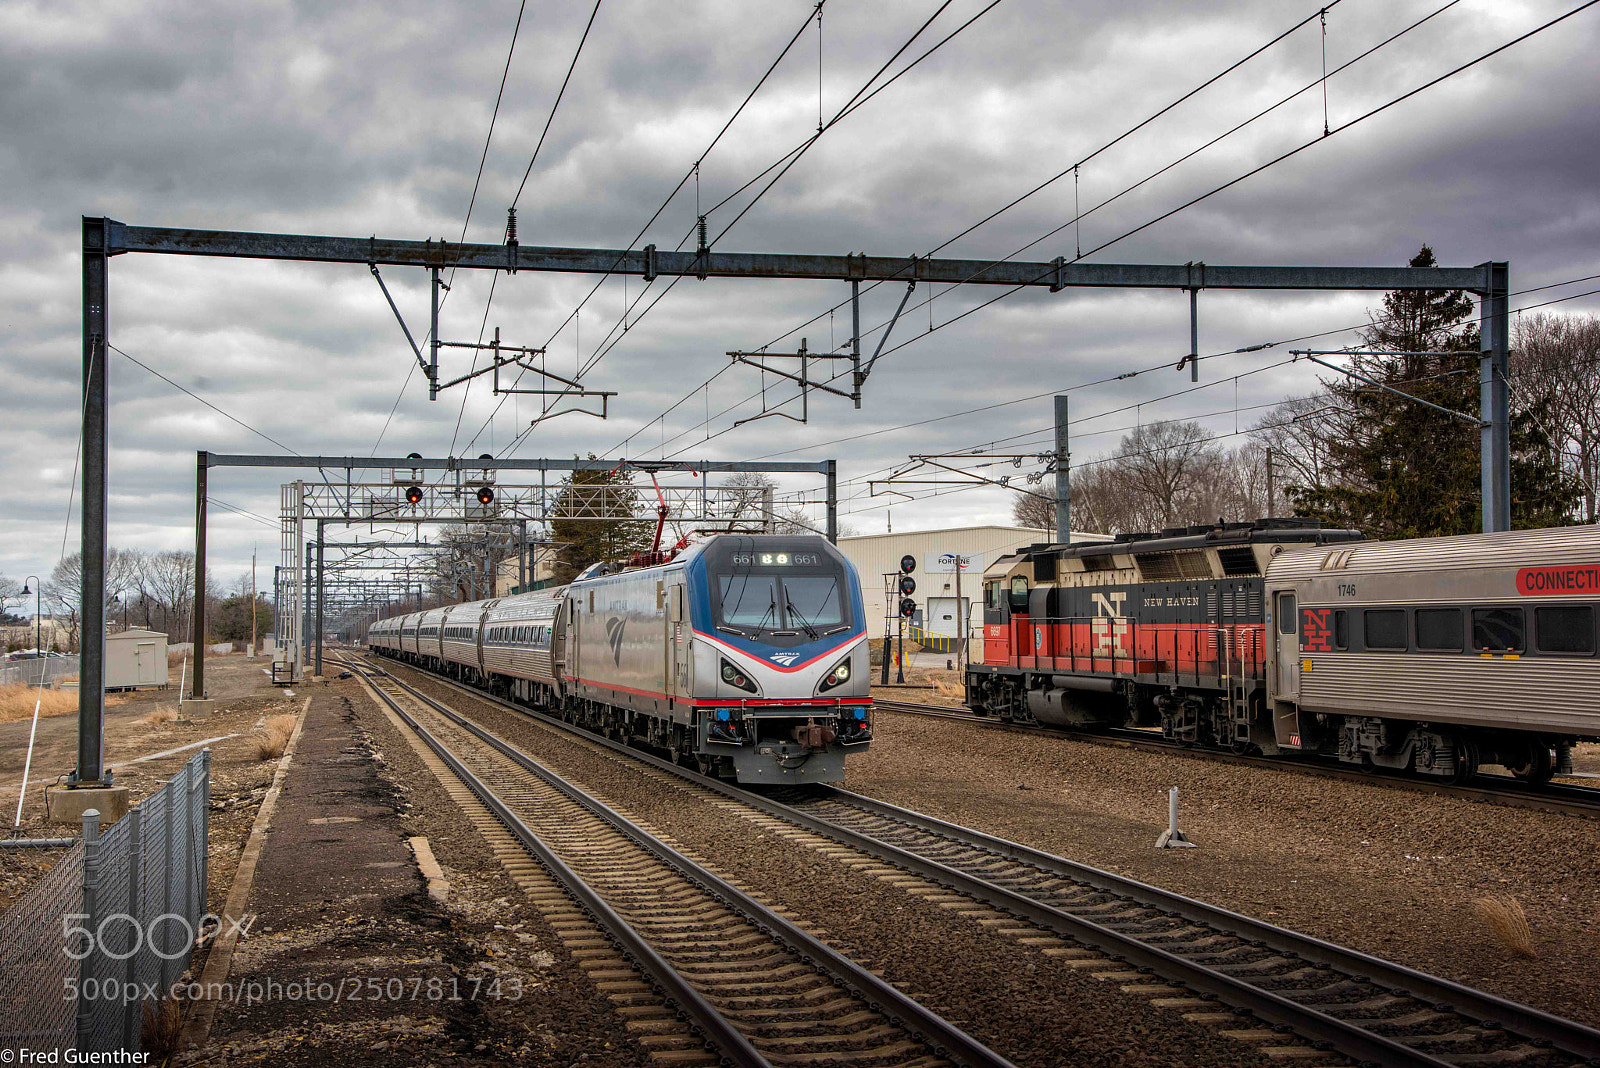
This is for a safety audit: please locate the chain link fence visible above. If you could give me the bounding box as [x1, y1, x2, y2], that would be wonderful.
[0, 655, 80, 689]
[0, 749, 210, 1057]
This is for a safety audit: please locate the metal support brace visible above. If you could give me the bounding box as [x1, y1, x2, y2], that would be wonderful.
[1054, 395, 1070, 543]
[860, 280, 916, 383]
[370, 264, 432, 390]
[642, 243, 657, 282]
[1050, 256, 1066, 293]
[315, 521, 325, 677]
[826, 460, 838, 544]
[193, 452, 207, 699]
[850, 279, 862, 408]
[1188, 287, 1199, 383]
[1479, 261, 1510, 533]
[78, 218, 110, 786]
[429, 268, 441, 400]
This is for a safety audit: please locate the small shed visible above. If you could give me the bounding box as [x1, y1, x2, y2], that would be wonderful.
[106, 628, 170, 690]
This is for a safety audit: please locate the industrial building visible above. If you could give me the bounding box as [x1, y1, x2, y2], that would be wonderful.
[836, 525, 1111, 660]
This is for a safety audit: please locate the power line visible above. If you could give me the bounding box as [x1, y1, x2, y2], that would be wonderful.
[511, 0, 605, 209]
[622, 0, 1413, 456]
[666, 1, 1599, 455]
[371, 0, 531, 459]
[457, 4, 825, 457]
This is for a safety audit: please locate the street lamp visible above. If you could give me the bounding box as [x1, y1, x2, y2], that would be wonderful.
[20, 577, 40, 654]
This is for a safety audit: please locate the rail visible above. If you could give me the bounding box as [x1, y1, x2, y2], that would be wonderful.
[363, 653, 1600, 1067]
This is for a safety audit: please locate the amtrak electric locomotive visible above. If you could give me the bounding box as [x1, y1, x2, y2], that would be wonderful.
[368, 534, 872, 784]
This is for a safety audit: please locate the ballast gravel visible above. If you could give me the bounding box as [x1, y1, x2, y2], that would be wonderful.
[854, 700, 1600, 1029]
[394, 669, 1281, 1068]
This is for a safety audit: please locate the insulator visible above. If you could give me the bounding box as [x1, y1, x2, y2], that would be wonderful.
[504, 207, 518, 246]
[696, 215, 708, 252]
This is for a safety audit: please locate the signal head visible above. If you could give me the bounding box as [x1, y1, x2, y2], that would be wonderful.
[476, 485, 495, 505]
[404, 485, 423, 505]
[898, 575, 916, 596]
[899, 554, 916, 574]
[899, 597, 916, 618]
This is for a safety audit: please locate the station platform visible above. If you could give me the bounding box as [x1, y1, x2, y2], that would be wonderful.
[178, 686, 643, 1067]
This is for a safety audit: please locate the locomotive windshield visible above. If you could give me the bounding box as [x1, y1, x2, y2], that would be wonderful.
[707, 538, 852, 640]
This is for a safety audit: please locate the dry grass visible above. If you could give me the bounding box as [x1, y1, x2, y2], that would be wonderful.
[167, 650, 187, 668]
[136, 705, 179, 728]
[1471, 894, 1538, 958]
[930, 677, 963, 697]
[253, 712, 298, 761]
[0, 683, 79, 723]
[140, 996, 183, 1062]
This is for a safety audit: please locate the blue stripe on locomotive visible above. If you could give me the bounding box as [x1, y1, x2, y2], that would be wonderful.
[683, 547, 867, 666]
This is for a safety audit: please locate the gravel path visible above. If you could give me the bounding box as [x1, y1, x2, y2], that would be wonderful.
[392, 669, 1281, 1068]
[853, 707, 1600, 1028]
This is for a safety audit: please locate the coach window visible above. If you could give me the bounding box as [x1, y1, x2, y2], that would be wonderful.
[1333, 609, 1349, 651]
[1277, 593, 1296, 635]
[1472, 607, 1524, 653]
[1537, 606, 1595, 654]
[1415, 608, 1464, 652]
[1363, 609, 1407, 651]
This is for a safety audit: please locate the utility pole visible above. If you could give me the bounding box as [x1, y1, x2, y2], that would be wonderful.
[1054, 395, 1070, 543]
[249, 549, 257, 659]
[954, 555, 965, 670]
[1265, 447, 1275, 519]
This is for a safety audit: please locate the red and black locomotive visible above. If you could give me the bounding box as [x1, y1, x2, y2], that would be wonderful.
[967, 520, 1599, 782]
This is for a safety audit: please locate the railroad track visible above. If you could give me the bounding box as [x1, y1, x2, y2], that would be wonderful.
[872, 698, 1600, 821]
[355, 652, 1600, 1068]
[341, 657, 1013, 1068]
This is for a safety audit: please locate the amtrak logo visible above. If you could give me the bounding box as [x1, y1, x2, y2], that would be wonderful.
[605, 616, 626, 665]
[769, 652, 801, 667]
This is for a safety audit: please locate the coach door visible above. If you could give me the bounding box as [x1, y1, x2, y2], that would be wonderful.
[1274, 591, 1299, 699]
[667, 582, 687, 705]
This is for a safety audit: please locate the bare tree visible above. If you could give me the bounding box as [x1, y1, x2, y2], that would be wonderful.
[1515, 311, 1600, 522]
[1011, 490, 1056, 532]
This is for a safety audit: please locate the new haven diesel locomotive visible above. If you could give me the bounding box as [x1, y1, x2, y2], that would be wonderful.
[968, 520, 1600, 783]
[367, 534, 872, 784]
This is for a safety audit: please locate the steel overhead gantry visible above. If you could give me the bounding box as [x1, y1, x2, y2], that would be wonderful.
[74, 217, 1507, 795]
[192, 451, 835, 704]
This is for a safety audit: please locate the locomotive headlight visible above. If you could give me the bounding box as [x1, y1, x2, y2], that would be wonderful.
[818, 654, 853, 693]
[720, 658, 758, 694]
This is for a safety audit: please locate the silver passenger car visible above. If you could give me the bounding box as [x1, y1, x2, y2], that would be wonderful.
[1266, 525, 1600, 780]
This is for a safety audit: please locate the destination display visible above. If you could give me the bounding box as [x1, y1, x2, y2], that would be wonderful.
[731, 552, 822, 568]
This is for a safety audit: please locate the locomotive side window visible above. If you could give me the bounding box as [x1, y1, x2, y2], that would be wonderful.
[1363, 609, 1407, 650]
[986, 582, 1001, 611]
[1277, 593, 1296, 635]
[1009, 576, 1029, 608]
[1536, 605, 1594, 654]
[1472, 607, 1524, 652]
[1415, 608, 1464, 651]
[1333, 609, 1349, 651]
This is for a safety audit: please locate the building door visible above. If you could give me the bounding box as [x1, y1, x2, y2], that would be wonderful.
[1274, 592, 1299, 699]
[136, 642, 158, 685]
[926, 597, 960, 638]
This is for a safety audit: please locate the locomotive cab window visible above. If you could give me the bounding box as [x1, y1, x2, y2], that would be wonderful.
[1415, 608, 1464, 651]
[1536, 606, 1593, 655]
[1009, 576, 1029, 608]
[1472, 607, 1524, 653]
[1364, 609, 1407, 651]
[1276, 593, 1296, 635]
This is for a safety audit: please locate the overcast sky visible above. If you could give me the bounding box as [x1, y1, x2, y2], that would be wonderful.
[3, 0, 1598, 604]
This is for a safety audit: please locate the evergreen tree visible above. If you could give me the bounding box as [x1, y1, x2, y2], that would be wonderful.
[1293, 245, 1578, 536]
[549, 458, 654, 585]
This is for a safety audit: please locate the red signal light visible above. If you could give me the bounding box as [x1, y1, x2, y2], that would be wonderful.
[476, 486, 495, 505]
[404, 486, 423, 505]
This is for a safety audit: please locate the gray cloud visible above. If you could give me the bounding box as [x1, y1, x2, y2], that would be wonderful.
[3, 0, 1598, 591]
